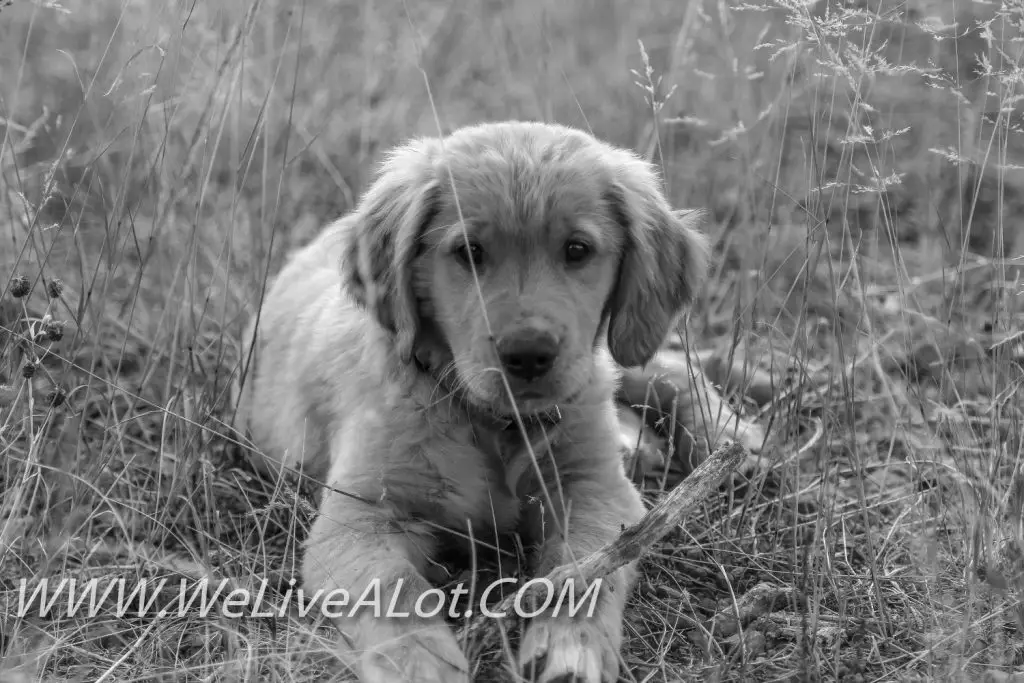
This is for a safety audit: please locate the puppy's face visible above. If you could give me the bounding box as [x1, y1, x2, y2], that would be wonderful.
[344, 122, 709, 416]
[414, 165, 621, 413]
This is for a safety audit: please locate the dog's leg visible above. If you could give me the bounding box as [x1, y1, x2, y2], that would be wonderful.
[517, 455, 645, 683]
[617, 350, 766, 478]
[304, 465, 470, 683]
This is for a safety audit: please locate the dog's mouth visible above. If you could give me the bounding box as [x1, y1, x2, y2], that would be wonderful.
[418, 343, 581, 417]
[464, 389, 552, 417]
[453, 377, 575, 419]
[512, 388, 547, 401]
[490, 381, 585, 416]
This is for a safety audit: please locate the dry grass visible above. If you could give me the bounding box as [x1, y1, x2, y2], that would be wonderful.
[1, 0, 1023, 680]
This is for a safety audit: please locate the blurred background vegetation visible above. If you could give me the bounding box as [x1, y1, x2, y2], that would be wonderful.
[2, 0, 1021, 348]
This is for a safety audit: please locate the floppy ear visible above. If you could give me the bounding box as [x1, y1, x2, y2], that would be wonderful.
[604, 158, 710, 368]
[342, 144, 440, 364]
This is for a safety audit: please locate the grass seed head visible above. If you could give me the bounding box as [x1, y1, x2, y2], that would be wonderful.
[44, 319, 65, 342]
[10, 275, 30, 298]
[46, 386, 66, 408]
[46, 278, 64, 299]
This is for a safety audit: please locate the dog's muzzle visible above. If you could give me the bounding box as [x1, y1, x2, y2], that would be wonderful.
[496, 327, 560, 381]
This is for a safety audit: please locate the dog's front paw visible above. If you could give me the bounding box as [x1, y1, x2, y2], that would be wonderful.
[358, 623, 470, 683]
[518, 617, 620, 683]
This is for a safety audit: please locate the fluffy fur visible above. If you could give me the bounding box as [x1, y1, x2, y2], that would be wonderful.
[234, 121, 760, 683]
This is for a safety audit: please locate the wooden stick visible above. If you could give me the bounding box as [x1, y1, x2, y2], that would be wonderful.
[464, 439, 748, 638]
[544, 441, 747, 595]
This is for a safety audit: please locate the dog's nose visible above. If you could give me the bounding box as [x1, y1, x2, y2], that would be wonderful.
[497, 329, 559, 380]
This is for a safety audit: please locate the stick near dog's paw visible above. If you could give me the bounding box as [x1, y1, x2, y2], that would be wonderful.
[466, 440, 749, 665]
[539, 441, 748, 595]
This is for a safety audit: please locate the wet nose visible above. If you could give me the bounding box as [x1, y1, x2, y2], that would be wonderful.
[497, 329, 560, 381]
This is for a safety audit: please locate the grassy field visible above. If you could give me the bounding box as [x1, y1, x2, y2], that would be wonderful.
[1, 0, 1023, 680]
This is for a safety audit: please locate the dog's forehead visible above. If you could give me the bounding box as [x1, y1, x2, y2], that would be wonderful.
[433, 132, 613, 237]
[444, 121, 595, 159]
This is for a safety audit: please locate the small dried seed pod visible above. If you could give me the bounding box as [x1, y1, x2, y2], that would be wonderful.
[21, 362, 36, 379]
[46, 278, 64, 299]
[47, 387, 67, 408]
[10, 275, 30, 298]
[44, 320, 65, 342]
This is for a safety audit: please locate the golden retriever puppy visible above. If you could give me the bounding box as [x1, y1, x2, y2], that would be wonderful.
[235, 120, 741, 683]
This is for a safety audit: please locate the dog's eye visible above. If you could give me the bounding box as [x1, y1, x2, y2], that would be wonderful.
[454, 242, 484, 268]
[564, 239, 592, 265]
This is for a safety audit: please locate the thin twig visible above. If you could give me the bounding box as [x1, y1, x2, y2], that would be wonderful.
[544, 441, 748, 595]
[466, 440, 748, 641]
